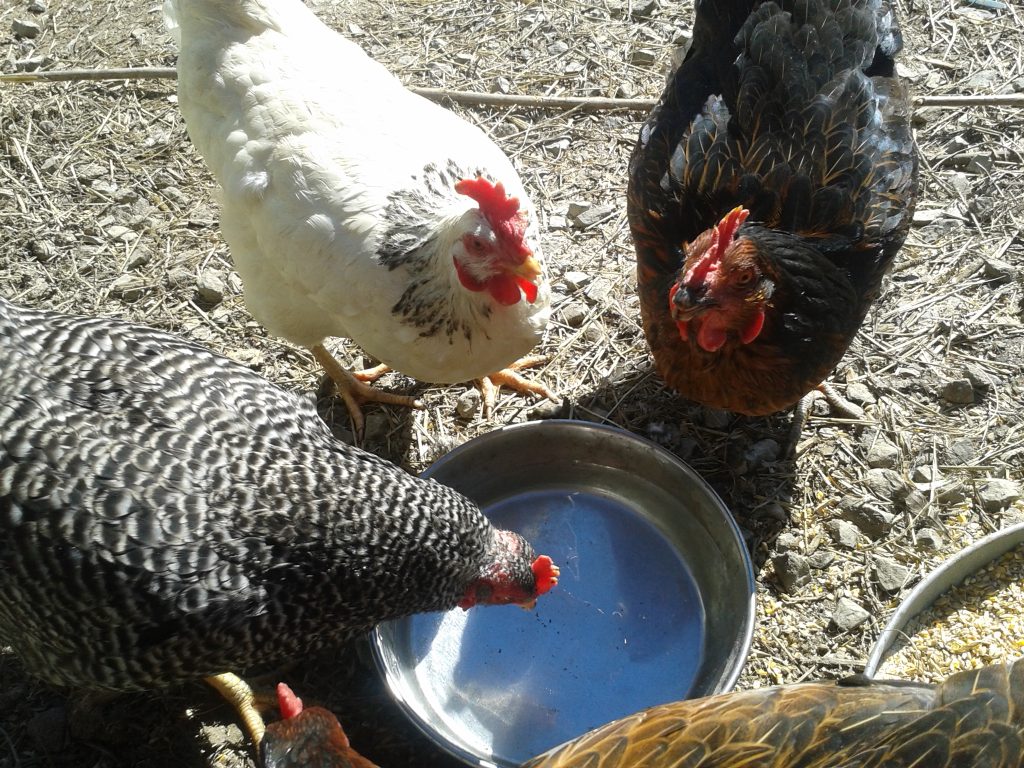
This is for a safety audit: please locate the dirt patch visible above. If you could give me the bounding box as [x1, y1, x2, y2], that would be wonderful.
[1, 0, 1023, 766]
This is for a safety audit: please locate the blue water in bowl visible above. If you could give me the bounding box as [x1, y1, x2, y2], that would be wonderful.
[404, 487, 704, 764]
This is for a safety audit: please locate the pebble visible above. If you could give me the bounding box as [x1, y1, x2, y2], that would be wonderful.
[196, 271, 226, 304]
[363, 413, 390, 444]
[865, 468, 907, 502]
[838, 495, 895, 539]
[702, 408, 731, 430]
[824, 519, 860, 550]
[630, 49, 658, 66]
[831, 597, 871, 632]
[865, 435, 899, 469]
[915, 527, 943, 550]
[569, 203, 615, 230]
[807, 550, 835, 570]
[109, 274, 146, 302]
[774, 531, 801, 553]
[455, 388, 481, 419]
[107, 225, 137, 243]
[872, 555, 910, 592]
[562, 271, 591, 291]
[845, 381, 876, 405]
[13, 18, 41, 38]
[527, 399, 564, 420]
[978, 478, 1023, 512]
[28, 0, 47, 11]
[583, 277, 613, 304]
[912, 465, 941, 484]
[560, 302, 588, 328]
[629, 0, 660, 18]
[772, 552, 811, 593]
[940, 378, 975, 404]
[964, 364, 998, 391]
[743, 438, 780, 469]
[28, 239, 56, 262]
[981, 256, 1014, 280]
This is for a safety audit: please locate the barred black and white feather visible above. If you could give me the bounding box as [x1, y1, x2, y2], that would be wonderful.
[0, 297, 545, 690]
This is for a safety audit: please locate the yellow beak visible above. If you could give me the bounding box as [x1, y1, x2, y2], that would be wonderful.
[511, 254, 542, 282]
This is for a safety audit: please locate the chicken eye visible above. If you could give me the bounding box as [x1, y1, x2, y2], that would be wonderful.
[734, 269, 756, 287]
[468, 235, 488, 255]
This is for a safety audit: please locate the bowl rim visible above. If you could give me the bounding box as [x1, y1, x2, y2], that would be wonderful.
[865, 521, 1024, 678]
[371, 418, 756, 767]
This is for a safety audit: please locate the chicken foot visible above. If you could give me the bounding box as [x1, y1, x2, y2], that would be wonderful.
[311, 344, 423, 441]
[787, 382, 868, 455]
[477, 355, 559, 417]
[206, 672, 267, 747]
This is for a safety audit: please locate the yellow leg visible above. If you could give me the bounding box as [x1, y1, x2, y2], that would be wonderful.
[477, 355, 559, 417]
[205, 672, 266, 747]
[311, 344, 423, 439]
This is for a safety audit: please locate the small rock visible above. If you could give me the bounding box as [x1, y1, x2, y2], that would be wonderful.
[570, 203, 615, 230]
[28, 239, 56, 262]
[916, 527, 943, 550]
[772, 552, 811, 592]
[196, 271, 226, 304]
[807, 550, 835, 570]
[76, 162, 107, 182]
[106, 225, 137, 243]
[941, 378, 975, 404]
[547, 214, 568, 230]
[866, 436, 900, 468]
[872, 555, 910, 592]
[13, 18, 41, 38]
[982, 257, 1016, 282]
[978, 478, 1022, 512]
[455, 388, 481, 419]
[866, 468, 907, 502]
[165, 267, 192, 289]
[774, 531, 801, 553]
[560, 302, 588, 328]
[825, 519, 860, 549]
[838, 495, 895, 539]
[744, 438, 780, 468]
[631, 49, 658, 67]
[584, 278, 613, 305]
[527, 399, 565, 420]
[363, 413, 389, 444]
[702, 408, 731, 430]
[845, 382, 876, 405]
[964, 364, 998, 391]
[562, 271, 591, 291]
[615, 82, 634, 99]
[124, 246, 151, 270]
[629, 0, 659, 18]
[109, 274, 146, 302]
[902, 488, 929, 515]
[831, 597, 871, 632]
[947, 439, 976, 465]
[28, 0, 47, 12]
[912, 465, 941, 484]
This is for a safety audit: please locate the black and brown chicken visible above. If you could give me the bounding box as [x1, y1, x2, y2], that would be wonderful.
[628, 0, 918, 424]
[259, 660, 1024, 767]
[0, 296, 558, 747]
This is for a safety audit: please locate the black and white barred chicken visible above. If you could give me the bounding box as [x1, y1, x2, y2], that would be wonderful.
[0, 296, 558, 747]
[163, 0, 556, 437]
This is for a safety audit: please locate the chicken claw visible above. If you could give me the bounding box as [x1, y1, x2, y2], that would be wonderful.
[311, 344, 423, 440]
[206, 672, 266, 746]
[477, 354, 559, 417]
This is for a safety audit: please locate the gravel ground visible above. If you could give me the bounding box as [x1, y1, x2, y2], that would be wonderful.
[1, 0, 1023, 766]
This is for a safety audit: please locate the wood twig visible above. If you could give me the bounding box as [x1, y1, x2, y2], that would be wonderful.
[2, 66, 1024, 112]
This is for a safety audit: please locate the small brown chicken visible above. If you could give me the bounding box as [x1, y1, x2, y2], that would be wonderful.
[261, 684, 379, 768]
[628, 0, 918, 423]
[249, 660, 1024, 767]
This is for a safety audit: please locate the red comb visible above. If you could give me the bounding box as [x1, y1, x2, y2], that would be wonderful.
[714, 206, 750, 259]
[276, 682, 303, 720]
[455, 177, 521, 221]
[683, 206, 750, 287]
[531, 555, 560, 596]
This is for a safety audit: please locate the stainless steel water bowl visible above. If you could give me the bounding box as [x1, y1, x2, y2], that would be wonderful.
[372, 420, 756, 767]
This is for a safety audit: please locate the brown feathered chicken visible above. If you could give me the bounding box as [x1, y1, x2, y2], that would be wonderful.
[164, 0, 555, 437]
[250, 660, 1024, 767]
[261, 684, 378, 768]
[0, 296, 558, 747]
[524, 659, 1024, 767]
[628, 0, 917, 420]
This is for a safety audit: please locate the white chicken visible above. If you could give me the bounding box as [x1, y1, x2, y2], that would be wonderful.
[164, 0, 555, 435]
